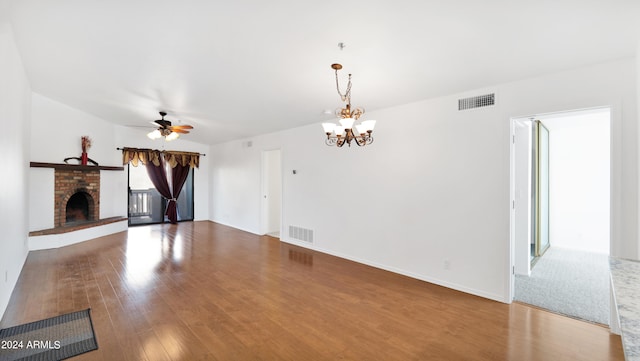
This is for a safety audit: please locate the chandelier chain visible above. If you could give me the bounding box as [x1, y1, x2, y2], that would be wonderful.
[335, 69, 352, 103]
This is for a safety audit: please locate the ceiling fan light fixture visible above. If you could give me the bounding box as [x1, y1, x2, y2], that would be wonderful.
[165, 132, 180, 141]
[147, 112, 193, 141]
[147, 129, 162, 140]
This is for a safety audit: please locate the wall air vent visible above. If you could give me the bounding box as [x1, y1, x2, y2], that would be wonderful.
[288, 225, 314, 243]
[458, 93, 495, 111]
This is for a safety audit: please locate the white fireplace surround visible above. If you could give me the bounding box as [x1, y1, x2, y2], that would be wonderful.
[28, 164, 127, 251]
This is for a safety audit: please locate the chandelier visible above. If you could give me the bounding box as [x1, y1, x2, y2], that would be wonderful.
[322, 64, 376, 147]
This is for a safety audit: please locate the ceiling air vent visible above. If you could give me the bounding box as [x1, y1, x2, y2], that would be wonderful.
[458, 93, 495, 111]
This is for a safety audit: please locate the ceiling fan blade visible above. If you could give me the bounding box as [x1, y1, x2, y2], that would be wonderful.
[154, 119, 171, 127]
[170, 128, 190, 134]
[170, 125, 193, 129]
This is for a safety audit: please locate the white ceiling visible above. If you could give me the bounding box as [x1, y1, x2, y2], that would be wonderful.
[7, 0, 640, 145]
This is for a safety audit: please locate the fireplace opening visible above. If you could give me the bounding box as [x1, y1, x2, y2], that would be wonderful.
[66, 191, 94, 224]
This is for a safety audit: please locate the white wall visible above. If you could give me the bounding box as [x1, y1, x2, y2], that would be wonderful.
[31, 93, 121, 167]
[543, 109, 610, 253]
[210, 58, 638, 303]
[210, 140, 265, 233]
[0, 22, 31, 320]
[28, 168, 53, 231]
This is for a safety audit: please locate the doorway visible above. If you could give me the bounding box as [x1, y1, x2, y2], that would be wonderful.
[261, 149, 282, 238]
[128, 164, 194, 225]
[510, 107, 611, 324]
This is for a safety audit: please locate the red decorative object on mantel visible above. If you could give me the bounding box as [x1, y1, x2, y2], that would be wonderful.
[63, 136, 99, 166]
[81, 136, 91, 165]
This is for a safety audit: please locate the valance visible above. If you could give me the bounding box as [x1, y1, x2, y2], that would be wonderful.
[121, 147, 200, 168]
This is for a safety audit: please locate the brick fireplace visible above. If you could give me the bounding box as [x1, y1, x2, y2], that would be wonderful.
[54, 168, 100, 227]
[29, 162, 126, 241]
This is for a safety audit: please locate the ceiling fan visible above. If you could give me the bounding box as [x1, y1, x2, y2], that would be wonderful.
[147, 111, 193, 141]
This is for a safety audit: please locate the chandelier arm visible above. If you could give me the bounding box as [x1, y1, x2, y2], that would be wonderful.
[356, 133, 373, 147]
[324, 133, 373, 147]
[347, 129, 356, 145]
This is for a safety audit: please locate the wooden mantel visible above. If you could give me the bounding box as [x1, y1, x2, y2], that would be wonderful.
[30, 162, 124, 171]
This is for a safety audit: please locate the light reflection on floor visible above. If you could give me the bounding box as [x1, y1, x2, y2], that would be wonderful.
[125, 225, 189, 291]
[125, 226, 164, 290]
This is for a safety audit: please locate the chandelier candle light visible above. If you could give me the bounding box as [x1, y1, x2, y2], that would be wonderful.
[322, 63, 376, 147]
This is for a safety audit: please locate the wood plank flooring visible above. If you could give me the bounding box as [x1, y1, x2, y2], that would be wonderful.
[1, 221, 624, 360]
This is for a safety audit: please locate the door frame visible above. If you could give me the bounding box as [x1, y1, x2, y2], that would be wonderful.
[260, 148, 283, 236]
[509, 106, 614, 303]
[511, 117, 533, 280]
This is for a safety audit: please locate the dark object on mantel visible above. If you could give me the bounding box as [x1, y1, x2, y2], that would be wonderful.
[64, 156, 99, 166]
[30, 162, 124, 171]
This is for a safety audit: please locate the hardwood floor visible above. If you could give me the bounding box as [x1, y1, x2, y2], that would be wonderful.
[1, 221, 623, 360]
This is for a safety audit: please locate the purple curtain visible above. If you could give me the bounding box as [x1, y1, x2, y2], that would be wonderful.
[167, 164, 191, 224]
[144, 157, 175, 223]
